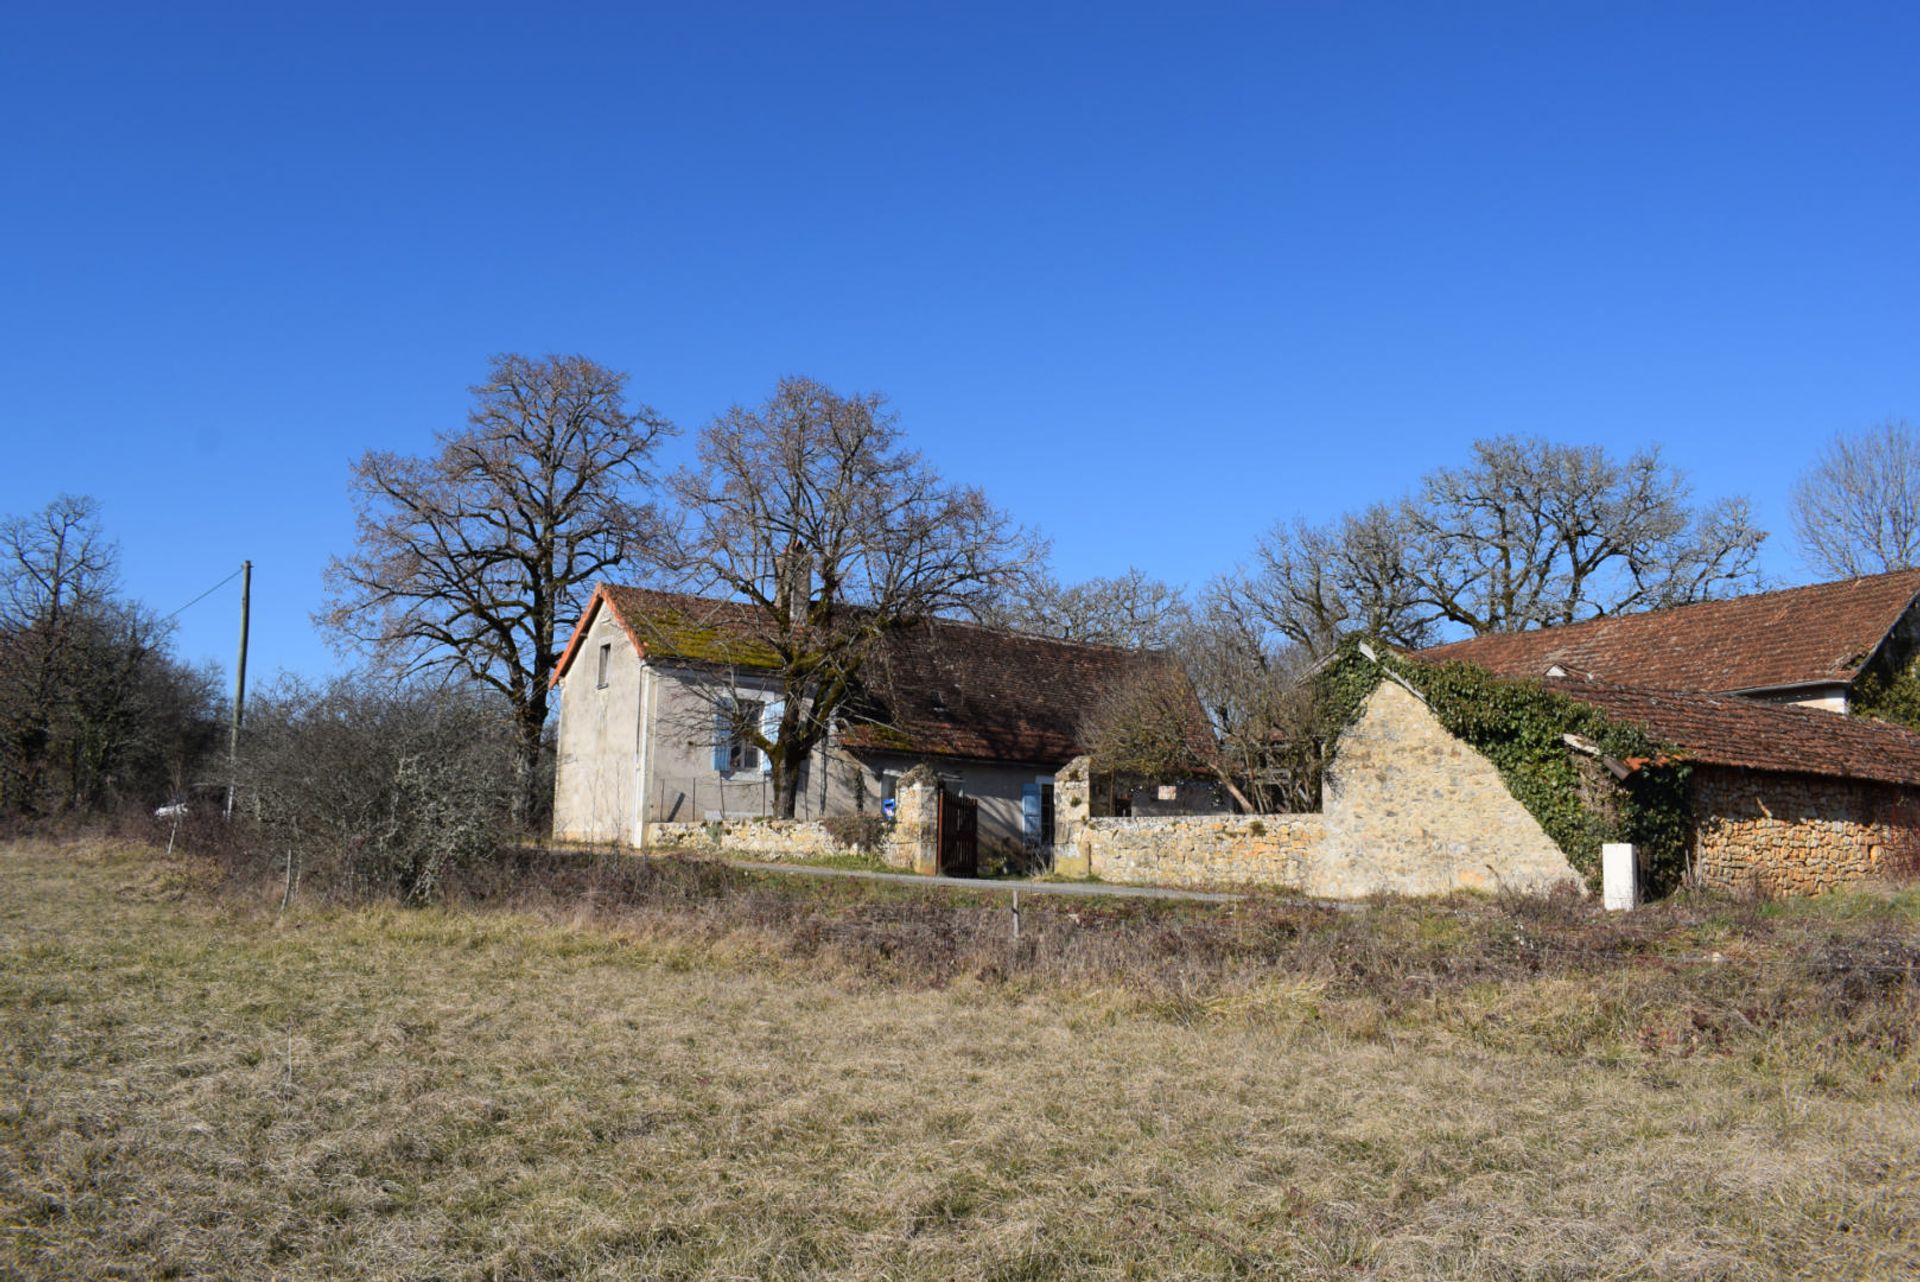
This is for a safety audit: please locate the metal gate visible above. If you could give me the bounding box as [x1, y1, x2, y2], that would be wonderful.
[937, 790, 979, 877]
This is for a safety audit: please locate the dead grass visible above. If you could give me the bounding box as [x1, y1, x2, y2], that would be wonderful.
[3, 837, 1918, 1280]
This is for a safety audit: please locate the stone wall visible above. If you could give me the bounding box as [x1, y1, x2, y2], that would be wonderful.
[1083, 814, 1322, 889]
[1691, 766, 1920, 895]
[887, 766, 939, 874]
[1313, 681, 1579, 897]
[1050, 756, 1094, 877]
[1060, 681, 1581, 897]
[635, 768, 979, 875]
[646, 818, 849, 860]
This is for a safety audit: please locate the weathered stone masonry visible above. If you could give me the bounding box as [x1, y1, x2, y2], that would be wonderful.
[1690, 766, 1920, 895]
[644, 764, 941, 874]
[1058, 682, 1581, 897]
[1077, 814, 1322, 890]
[647, 818, 842, 860]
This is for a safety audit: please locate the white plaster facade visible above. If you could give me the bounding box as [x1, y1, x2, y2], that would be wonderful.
[551, 602, 1067, 856]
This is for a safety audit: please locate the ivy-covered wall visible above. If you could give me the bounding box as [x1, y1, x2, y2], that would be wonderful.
[1314, 638, 1694, 893]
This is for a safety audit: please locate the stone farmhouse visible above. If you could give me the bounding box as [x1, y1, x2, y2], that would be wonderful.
[1420, 569, 1920, 894]
[548, 585, 1215, 870]
[552, 572, 1920, 899]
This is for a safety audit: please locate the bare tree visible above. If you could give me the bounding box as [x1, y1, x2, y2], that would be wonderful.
[1080, 581, 1321, 814]
[1081, 658, 1237, 806]
[1247, 437, 1764, 653]
[980, 566, 1190, 648]
[1, 496, 221, 816]
[3, 496, 120, 812]
[1792, 421, 1920, 578]
[2, 494, 118, 631]
[1403, 437, 1763, 634]
[661, 376, 1034, 818]
[1243, 506, 1434, 656]
[320, 354, 673, 823]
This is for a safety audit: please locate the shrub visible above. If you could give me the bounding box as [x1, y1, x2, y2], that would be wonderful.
[822, 811, 888, 853]
[234, 673, 518, 902]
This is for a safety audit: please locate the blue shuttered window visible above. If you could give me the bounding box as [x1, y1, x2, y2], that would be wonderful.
[713, 696, 778, 775]
[1021, 783, 1042, 845]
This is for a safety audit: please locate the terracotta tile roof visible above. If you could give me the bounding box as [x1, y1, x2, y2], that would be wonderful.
[601, 586, 784, 668]
[1418, 570, 1920, 694]
[841, 618, 1187, 763]
[1542, 678, 1920, 789]
[560, 584, 1183, 765]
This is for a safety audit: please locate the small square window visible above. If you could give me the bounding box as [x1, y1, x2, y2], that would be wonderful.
[596, 643, 611, 689]
[726, 700, 763, 771]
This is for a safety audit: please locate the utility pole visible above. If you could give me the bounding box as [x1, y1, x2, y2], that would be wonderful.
[225, 560, 251, 819]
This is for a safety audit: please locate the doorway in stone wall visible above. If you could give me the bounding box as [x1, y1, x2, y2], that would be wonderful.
[1020, 780, 1055, 872]
[937, 789, 979, 877]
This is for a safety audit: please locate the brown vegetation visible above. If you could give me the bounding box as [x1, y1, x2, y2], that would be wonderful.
[4, 837, 1918, 1280]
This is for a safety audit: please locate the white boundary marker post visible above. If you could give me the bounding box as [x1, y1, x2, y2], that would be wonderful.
[1602, 842, 1638, 911]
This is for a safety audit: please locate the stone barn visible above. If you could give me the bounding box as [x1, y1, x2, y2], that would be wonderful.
[1545, 680, 1920, 894]
[1420, 569, 1920, 894]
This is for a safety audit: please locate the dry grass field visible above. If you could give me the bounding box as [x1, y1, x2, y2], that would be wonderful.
[3, 838, 1918, 1281]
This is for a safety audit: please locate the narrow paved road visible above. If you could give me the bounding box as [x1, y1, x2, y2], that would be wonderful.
[724, 859, 1244, 902]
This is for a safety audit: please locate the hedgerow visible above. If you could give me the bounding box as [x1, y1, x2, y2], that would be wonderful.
[1314, 636, 1693, 894]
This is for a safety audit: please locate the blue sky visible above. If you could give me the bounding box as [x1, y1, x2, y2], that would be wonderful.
[4, 2, 1917, 681]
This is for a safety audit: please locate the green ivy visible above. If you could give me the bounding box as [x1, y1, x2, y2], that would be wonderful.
[1851, 658, 1920, 731]
[1313, 636, 1693, 894]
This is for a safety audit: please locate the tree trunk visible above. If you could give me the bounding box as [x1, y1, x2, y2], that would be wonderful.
[772, 750, 803, 819]
[1212, 767, 1258, 816]
[510, 706, 546, 834]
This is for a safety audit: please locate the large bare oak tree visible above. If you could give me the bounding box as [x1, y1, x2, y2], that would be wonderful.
[660, 376, 1032, 818]
[1247, 436, 1764, 654]
[320, 354, 672, 823]
[977, 566, 1190, 650]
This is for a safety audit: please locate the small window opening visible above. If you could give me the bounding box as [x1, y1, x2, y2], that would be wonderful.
[727, 700, 763, 772]
[596, 643, 612, 689]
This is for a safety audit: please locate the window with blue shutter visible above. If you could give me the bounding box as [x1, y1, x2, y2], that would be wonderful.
[714, 697, 766, 774]
[1022, 783, 1042, 845]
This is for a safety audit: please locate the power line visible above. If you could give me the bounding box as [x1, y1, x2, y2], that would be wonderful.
[160, 564, 245, 622]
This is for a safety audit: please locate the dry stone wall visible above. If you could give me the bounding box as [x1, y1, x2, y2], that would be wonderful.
[636, 770, 947, 873]
[1083, 815, 1321, 889]
[1691, 766, 1920, 895]
[1313, 681, 1578, 897]
[646, 818, 846, 860]
[1064, 681, 1581, 897]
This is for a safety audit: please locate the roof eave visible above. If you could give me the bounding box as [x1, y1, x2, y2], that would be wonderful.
[1721, 679, 1855, 698]
[1840, 583, 1920, 689]
[548, 585, 649, 689]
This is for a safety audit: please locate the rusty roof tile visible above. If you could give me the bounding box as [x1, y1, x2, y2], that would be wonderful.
[1418, 569, 1920, 693]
